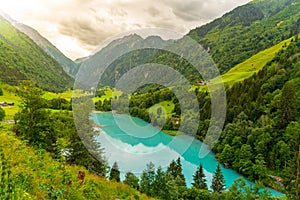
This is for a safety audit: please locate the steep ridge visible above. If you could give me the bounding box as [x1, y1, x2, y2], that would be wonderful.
[188, 0, 300, 73]
[14, 23, 79, 77]
[0, 16, 73, 92]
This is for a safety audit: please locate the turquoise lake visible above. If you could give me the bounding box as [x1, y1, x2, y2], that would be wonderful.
[93, 113, 283, 196]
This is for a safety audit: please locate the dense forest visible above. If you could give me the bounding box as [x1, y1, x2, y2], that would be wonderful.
[188, 0, 300, 73]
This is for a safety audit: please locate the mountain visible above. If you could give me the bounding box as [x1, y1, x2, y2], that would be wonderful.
[76, 33, 157, 88]
[0, 11, 79, 77]
[12, 22, 79, 77]
[0, 16, 73, 92]
[188, 0, 300, 73]
[77, 32, 218, 89]
[77, 0, 300, 89]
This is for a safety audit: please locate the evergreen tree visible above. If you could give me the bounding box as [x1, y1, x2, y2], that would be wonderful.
[109, 162, 120, 182]
[151, 166, 166, 198]
[69, 98, 107, 176]
[140, 162, 155, 196]
[192, 164, 207, 189]
[0, 107, 5, 121]
[278, 82, 296, 129]
[167, 157, 186, 187]
[124, 172, 139, 189]
[14, 81, 49, 145]
[211, 163, 225, 193]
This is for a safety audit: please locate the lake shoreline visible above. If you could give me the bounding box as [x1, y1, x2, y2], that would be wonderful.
[93, 112, 284, 197]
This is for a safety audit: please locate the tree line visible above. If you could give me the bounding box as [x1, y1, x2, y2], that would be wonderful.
[108, 158, 276, 200]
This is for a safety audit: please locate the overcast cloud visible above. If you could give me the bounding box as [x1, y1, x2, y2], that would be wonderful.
[0, 0, 251, 59]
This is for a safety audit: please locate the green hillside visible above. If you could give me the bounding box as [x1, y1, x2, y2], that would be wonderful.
[211, 36, 294, 86]
[0, 124, 153, 200]
[14, 22, 79, 77]
[0, 17, 73, 92]
[188, 0, 300, 73]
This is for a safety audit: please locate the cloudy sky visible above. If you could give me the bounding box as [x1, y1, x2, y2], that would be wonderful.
[0, 0, 251, 60]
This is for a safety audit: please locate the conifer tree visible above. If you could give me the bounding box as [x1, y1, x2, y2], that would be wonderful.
[140, 162, 155, 195]
[109, 162, 120, 182]
[192, 164, 207, 189]
[124, 172, 139, 189]
[211, 163, 225, 193]
[0, 107, 5, 121]
[167, 157, 186, 187]
[278, 82, 296, 129]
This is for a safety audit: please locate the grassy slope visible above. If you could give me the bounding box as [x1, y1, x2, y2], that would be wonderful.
[148, 101, 174, 118]
[93, 89, 123, 102]
[211, 37, 293, 86]
[43, 90, 87, 101]
[0, 84, 123, 120]
[0, 84, 85, 119]
[0, 124, 153, 200]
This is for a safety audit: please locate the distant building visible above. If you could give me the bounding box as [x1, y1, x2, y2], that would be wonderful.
[195, 80, 210, 86]
[223, 163, 231, 168]
[0, 102, 15, 106]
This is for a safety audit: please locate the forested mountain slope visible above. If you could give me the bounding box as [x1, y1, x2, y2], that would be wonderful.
[14, 22, 79, 77]
[208, 37, 300, 197]
[188, 0, 300, 73]
[109, 36, 300, 197]
[0, 16, 73, 92]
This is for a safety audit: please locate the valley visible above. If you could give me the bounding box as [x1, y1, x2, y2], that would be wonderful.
[0, 0, 300, 199]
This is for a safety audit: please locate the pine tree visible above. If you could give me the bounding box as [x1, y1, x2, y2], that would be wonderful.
[140, 162, 155, 196]
[211, 163, 225, 193]
[124, 172, 139, 189]
[109, 162, 120, 182]
[0, 107, 5, 121]
[14, 81, 47, 144]
[151, 166, 166, 198]
[167, 157, 186, 187]
[278, 82, 296, 129]
[192, 164, 207, 189]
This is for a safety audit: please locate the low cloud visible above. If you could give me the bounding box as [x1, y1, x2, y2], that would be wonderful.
[0, 0, 251, 59]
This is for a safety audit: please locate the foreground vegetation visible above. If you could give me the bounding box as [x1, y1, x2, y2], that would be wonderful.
[0, 124, 152, 200]
[0, 82, 153, 200]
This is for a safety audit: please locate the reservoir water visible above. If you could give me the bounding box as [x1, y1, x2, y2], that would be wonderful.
[93, 113, 283, 196]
